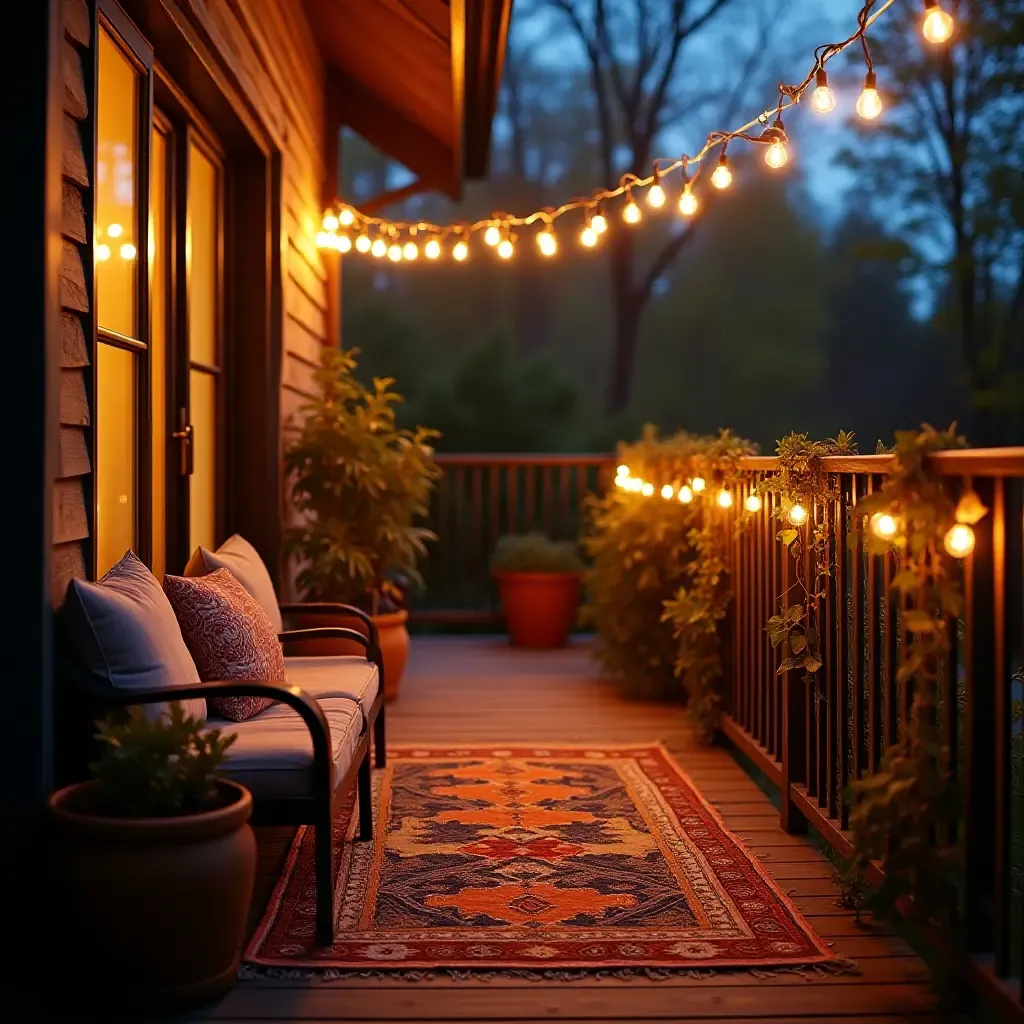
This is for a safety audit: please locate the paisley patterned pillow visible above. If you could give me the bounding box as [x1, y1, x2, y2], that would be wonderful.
[163, 568, 285, 722]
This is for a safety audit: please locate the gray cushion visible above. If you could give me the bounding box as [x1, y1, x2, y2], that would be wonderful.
[62, 550, 205, 721]
[283, 656, 380, 722]
[209, 696, 363, 800]
[185, 534, 282, 633]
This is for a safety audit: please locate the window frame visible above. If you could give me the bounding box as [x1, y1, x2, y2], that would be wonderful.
[92, 0, 154, 574]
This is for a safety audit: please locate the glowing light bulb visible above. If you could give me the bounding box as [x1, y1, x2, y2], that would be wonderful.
[691, 476, 706, 493]
[717, 489, 734, 509]
[95, 243, 111, 261]
[641, 482, 654, 497]
[355, 233, 372, 253]
[615, 475, 628, 490]
[811, 69, 836, 114]
[425, 238, 441, 259]
[338, 208, 355, 227]
[371, 238, 387, 258]
[497, 238, 514, 260]
[623, 198, 642, 224]
[922, 1, 954, 44]
[678, 485, 694, 504]
[870, 512, 899, 540]
[119, 242, 137, 260]
[453, 240, 469, 262]
[592, 213, 608, 235]
[647, 183, 666, 208]
[322, 212, 339, 232]
[537, 229, 557, 257]
[661, 484, 675, 500]
[765, 140, 788, 169]
[617, 465, 629, 476]
[711, 155, 732, 190]
[484, 225, 501, 247]
[678, 186, 698, 217]
[944, 523, 975, 558]
[745, 493, 762, 513]
[787, 503, 808, 526]
[338, 234, 352, 253]
[580, 225, 598, 248]
[387, 243, 402, 262]
[316, 231, 331, 247]
[403, 241, 418, 260]
[107, 223, 123, 238]
[857, 71, 883, 120]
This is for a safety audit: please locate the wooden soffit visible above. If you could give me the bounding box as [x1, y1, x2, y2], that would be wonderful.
[305, 0, 512, 199]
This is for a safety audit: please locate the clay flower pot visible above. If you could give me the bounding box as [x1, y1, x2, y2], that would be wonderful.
[47, 779, 256, 1009]
[493, 571, 582, 649]
[286, 608, 410, 701]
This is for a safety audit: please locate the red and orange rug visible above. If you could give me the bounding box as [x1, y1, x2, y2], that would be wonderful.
[247, 744, 836, 972]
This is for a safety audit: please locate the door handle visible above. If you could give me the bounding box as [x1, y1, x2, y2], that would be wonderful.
[172, 407, 194, 476]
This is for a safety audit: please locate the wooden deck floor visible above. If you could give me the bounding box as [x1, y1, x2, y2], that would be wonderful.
[187, 637, 950, 1024]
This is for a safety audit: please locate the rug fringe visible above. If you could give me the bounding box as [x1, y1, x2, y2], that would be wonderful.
[238, 959, 859, 984]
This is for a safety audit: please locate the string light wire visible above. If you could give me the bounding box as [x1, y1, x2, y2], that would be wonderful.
[318, 0, 899, 253]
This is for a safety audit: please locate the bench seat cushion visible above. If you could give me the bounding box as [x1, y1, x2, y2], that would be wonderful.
[209, 696, 362, 800]
[284, 656, 380, 721]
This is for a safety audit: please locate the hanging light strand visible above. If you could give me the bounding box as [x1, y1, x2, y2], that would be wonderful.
[317, 0, 900, 254]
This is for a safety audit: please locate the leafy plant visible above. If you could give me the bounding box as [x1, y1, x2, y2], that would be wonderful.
[762, 432, 858, 699]
[581, 428, 706, 699]
[491, 533, 584, 574]
[89, 703, 236, 818]
[662, 429, 757, 737]
[283, 347, 441, 610]
[843, 424, 969, 922]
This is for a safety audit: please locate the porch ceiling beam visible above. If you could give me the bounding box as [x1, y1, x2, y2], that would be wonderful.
[326, 70, 459, 200]
[358, 179, 431, 216]
[463, 0, 513, 178]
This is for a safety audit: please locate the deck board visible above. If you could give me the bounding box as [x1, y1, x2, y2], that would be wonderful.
[191, 637, 944, 1023]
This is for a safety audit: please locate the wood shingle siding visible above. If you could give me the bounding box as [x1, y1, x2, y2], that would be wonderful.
[55, 0, 91, 605]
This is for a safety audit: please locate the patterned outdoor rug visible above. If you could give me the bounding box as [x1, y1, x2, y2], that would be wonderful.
[247, 744, 837, 972]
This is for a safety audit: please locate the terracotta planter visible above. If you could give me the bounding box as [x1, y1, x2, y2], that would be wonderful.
[286, 608, 409, 701]
[493, 571, 582, 649]
[47, 779, 255, 1010]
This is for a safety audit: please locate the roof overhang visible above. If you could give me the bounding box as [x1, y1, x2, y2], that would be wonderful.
[305, 0, 512, 200]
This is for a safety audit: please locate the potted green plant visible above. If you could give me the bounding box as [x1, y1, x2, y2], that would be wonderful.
[46, 703, 254, 1009]
[283, 346, 440, 699]
[491, 532, 585, 648]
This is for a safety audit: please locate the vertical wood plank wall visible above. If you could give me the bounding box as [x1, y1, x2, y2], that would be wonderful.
[54, 0, 92, 604]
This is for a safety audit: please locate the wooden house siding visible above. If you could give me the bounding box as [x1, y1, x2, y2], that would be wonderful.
[55, 0, 92, 604]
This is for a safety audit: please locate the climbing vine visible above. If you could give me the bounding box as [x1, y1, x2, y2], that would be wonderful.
[760, 432, 858, 699]
[663, 430, 757, 739]
[841, 424, 980, 923]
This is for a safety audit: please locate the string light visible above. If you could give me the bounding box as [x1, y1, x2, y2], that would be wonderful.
[647, 169, 666, 209]
[787, 503, 808, 526]
[425, 238, 441, 259]
[120, 242, 137, 260]
[96, 243, 111, 261]
[691, 476, 706, 493]
[857, 70, 883, 120]
[623, 189, 642, 224]
[811, 69, 836, 113]
[678, 183, 699, 217]
[537, 226, 558, 257]
[387, 243, 402, 262]
[944, 523, 975, 558]
[316, 2, 904, 264]
[338, 234, 352, 253]
[762, 118, 788, 169]
[678, 485, 694, 504]
[107, 223, 123, 238]
[641, 482, 654, 497]
[371, 238, 387, 258]
[717, 489, 734, 509]
[711, 152, 732, 190]
[870, 512, 899, 540]
[661, 484, 675, 499]
[617, 464, 629, 476]
[403, 241, 418, 260]
[922, 0, 954, 44]
[745, 493, 762, 513]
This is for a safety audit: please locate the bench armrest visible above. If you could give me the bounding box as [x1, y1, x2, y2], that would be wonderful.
[278, 626, 369, 652]
[279, 602, 378, 650]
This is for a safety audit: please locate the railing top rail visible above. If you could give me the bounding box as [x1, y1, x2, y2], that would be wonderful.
[433, 453, 615, 467]
[738, 447, 1024, 477]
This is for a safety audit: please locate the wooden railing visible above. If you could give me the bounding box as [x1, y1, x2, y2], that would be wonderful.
[414, 454, 614, 622]
[724, 449, 1024, 1018]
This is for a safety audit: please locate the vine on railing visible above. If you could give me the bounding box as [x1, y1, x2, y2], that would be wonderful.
[840, 424, 979, 922]
[663, 430, 757, 738]
[760, 432, 858, 700]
